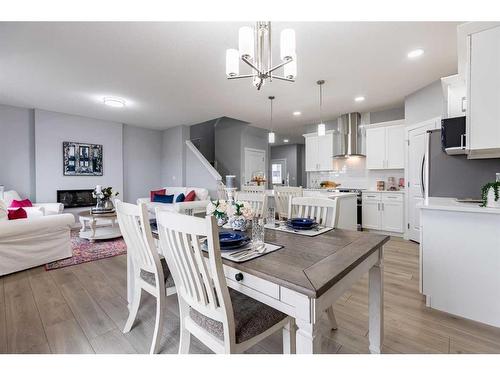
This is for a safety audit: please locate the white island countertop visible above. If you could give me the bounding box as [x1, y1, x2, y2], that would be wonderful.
[418, 197, 500, 215]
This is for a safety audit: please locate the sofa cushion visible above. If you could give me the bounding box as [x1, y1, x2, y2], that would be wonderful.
[176, 193, 185, 203]
[8, 207, 27, 220]
[185, 190, 196, 202]
[9, 199, 33, 208]
[152, 194, 174, 204]
[0, 200, 8, 222]
[2, 190, 22, 207]
[150, 189, 166, 201]
[189, 289, 287, 344]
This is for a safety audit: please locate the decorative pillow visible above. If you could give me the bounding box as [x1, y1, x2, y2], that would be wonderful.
[9, 198, 33, 208]
[185, 190, 196, 202]
[0, 200, 8, 222]
[8, 207, 27, 220]
[175, 193, 185, 203]
[150, 189, 166, 201]
[152, 194, 174, 204]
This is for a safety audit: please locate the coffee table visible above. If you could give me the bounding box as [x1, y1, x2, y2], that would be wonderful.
[78, 210, 121, 242]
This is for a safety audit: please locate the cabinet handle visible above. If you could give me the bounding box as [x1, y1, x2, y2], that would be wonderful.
[461, 96, 467, 113]
[235, 273, 244, 282]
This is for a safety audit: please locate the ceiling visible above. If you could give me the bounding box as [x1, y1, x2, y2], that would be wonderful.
[0, 22, 461, 141]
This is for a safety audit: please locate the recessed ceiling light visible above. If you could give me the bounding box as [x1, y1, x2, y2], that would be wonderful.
[103, 97, 126, 108]
[407, 48, 424, 59]
[354, 96, 365, 102]
[283, 139, 289, 143]
[293, 111, 301, 116]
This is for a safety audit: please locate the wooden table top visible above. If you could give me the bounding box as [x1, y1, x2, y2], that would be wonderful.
[78, 210, 117, 218]
[223, 228, 389, 298]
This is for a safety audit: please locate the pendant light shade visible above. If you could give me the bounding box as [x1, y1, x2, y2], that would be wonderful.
[284, 55, 297, 79]
[317, 123, 326, 136]
[268, 132, 276, 144]
[226, 49, 239, 77]
[280, 29, 296, 61]
[238, 26, 255, 59]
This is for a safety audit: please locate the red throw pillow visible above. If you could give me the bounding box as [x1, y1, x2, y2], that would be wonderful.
[8, 207, 27, 220]
[150, 189, 166, 201]
[9, 199, 33, 208]
[185, 190, 196, 202]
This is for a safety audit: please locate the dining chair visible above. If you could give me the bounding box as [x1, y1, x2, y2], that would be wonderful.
[241, 185, 265, 193]
[116, 200, 177, 354]
[234, 191, 268, 219]
[155, 211, 296, 354]
[287, 196, 340, 330]
[274, 186, 303, 220]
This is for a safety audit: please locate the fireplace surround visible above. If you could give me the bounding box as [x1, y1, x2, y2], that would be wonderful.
[57, 189, 97, 208]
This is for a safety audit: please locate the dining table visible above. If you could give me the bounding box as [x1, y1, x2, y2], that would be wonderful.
[128, 224, 389, 354]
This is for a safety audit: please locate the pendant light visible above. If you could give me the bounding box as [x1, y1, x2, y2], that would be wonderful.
[268, 96, 275, 144]
[317, 80, 326, 136]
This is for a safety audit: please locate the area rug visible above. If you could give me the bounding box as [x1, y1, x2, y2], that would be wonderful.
[45, 231, 127, 270]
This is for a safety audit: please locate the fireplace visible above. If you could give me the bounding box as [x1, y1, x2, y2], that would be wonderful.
[57, 189, 97, 208]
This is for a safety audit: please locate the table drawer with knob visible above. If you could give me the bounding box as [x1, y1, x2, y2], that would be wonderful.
[223, 265, 280, 299]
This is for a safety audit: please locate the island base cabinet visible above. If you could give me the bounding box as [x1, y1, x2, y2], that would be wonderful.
[421, 208, 500, 328]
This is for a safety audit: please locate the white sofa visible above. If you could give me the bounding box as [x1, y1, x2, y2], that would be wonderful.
[137, 187, 210, 217]
[0, 213, 75, 276]
[2, 190, 64, 218]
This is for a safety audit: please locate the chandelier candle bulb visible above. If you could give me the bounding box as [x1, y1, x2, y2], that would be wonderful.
[225, 49, 239, 77]
[238, 26, 255, 59]
[280, 29, 296, 61]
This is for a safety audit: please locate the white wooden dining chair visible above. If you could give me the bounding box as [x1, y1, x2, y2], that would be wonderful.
[274, 186, 303, 220]
[287, 196, 340, 330]
[116, 200, 176, 354]
[241, 185, 265, 193]
[234, 191, 268, 219]
[155, 211, 296, 354]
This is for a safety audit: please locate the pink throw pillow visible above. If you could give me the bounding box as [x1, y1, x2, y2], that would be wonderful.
[185, 190, 196, 202]
[9, 199, 33, 208]
[8, 207, 27, 220]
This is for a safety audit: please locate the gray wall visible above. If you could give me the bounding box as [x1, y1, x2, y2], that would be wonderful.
[0, 104, 35, 200]
[405, 80, 444, 124]
[214, 118, 244, 188]
[369, 107, 405, 124]
[34, 109, 124, 203]
[270, 144, 299, 186]
[185, 146, 219, 199]
[190, 119, 216, 164]
[161, 125, 190, 187]
[123, 124, 163, 203]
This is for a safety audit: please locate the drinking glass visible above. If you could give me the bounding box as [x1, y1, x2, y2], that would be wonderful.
[266, 207, 276, 226]
[251, 218, 265, 250]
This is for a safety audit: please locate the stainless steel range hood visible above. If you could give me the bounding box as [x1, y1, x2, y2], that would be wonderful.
[334, 112, 365, 157]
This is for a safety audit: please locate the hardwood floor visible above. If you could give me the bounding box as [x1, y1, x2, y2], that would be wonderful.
[1, 237, 500, 354]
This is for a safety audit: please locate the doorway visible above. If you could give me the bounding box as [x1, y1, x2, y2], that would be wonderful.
[244, 148, 266, 186]
[271, 159, 287, 185]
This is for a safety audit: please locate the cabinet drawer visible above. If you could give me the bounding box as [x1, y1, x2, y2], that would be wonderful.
[362, 193, 382, 201]
[223, 265, 279, 299]
[382, 194, 403, 202]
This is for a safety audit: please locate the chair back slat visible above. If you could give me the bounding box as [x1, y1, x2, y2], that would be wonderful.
[241, 185, 265, 193]
[156, 211, 234, 329]
[274, 186, 303, 219]
[288, 196, 339, 228]
[234, 192, 267, 218]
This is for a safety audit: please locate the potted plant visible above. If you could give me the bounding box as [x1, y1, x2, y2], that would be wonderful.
[480, 181, 500, 208]
[92, 185, 119, 211]
[227, 201, 254, 231]
[206, 200, 229, 226]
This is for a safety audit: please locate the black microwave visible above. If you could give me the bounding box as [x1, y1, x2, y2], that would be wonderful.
[441, 116, 466, 151]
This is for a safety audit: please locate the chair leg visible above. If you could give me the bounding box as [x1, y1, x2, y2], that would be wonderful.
[326, 306, 338, 330]
[282, 318, 296, 354]
[123, 282, 142, 333]
[150, 288, 166, 354]
[178, 298, 191, 354]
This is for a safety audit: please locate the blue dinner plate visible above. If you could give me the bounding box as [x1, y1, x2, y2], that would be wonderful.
[287, 218, 317, 228]
[202, 237, 251, 252]
[219, 231, 249, 245]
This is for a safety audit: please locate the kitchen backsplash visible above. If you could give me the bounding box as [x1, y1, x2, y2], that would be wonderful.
[307, 156, 404, 190]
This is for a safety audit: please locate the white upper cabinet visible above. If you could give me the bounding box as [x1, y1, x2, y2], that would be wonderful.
[442, 74, 467, 119]
[304, 132, 334, 171]
[366, 122, 405, 169]
[467, 25, 500, 158]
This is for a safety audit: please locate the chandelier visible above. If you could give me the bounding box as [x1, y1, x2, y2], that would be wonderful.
[225, 22, 297, 90]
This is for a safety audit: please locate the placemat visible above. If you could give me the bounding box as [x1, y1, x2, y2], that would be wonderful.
[203, 242, 283, 263]
[265, 222, 333, 237]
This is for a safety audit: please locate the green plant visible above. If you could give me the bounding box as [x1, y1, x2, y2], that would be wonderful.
[480, 181, 500, 207]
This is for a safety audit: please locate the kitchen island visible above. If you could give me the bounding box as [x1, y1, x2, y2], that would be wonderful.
[419, 197, 500, 328]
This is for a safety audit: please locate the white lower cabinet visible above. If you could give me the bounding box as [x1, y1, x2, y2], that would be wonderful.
[362, 192, 404, 234]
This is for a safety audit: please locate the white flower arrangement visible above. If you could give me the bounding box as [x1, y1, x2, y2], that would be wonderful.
[206, 200, 228, 219]
[226, 200, 254, 220]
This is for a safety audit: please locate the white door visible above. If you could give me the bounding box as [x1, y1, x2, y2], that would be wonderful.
[407, 119, 438, 242]
[362, 201, 381, 230]
[386, 125, 405, 169]
[305, 136, 319, 171]
[244, 148, 266, 186]
[381, 201, 404, 233]
[366, 127, 386, 169]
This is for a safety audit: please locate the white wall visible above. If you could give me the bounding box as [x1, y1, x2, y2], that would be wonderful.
[123, 124, 163, 203]
[34, 109, 124, 203]
[404, 80, 444, 125]
[161, 125, 189, 187]
[0, 104, 36, 200]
